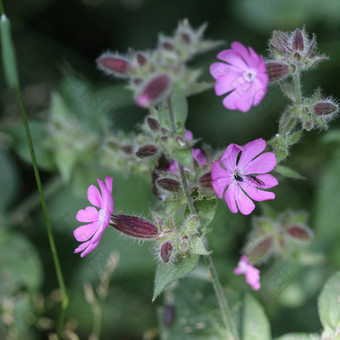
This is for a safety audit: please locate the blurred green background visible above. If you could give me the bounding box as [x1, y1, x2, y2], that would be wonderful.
[1, 0, 340, 339]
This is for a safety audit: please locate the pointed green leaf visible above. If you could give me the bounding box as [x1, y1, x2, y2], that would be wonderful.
[188, 82, 214, 96]
[190, 236, 210, 255]
[194, 197, 217, 228]
[171, 89, 188, 127]
[157, 100, 171, 130]
[153, 255, 199, 300]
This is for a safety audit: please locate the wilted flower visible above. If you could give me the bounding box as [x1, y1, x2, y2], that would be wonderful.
[211, 138, 278, 215]
[210, 42, 269, 112]
[74, 177, 114, 257]
[234, 255, 260, 290]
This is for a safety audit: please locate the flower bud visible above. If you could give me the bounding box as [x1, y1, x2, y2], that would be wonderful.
[96, 52, 131, 78]
[285, 225, 313, 242]
[161, 39, 174, 51]
[181, 32, 191, 44]
[147, 116, 160, 131]
[269, 30, 290, 57]
[266, 62, 290, 82]
[157, 178, 180, 192]
[245, 237, 274, 265]
[136, 52, 147, 66]
[110, 215, 159, 239]
[136, 144, 158, 158]
[199, 172, 212, 188]
[136, 74, 172, 108]
[179, 236, 189, 252]
[120, 145, 133, 154]
[313, 102, 338, 116]
[292, 29, 304, 51]
[160, 241, 173, 263]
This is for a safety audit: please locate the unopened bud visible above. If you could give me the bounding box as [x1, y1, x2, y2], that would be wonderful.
[161, 40, 174, 51]
[110, 215, 159, 239]
[120, 145, 133, 154]
[292, 29, 304, 51]
[136, 74, 172, 107]
[96, 53, 130, 77]
[246, 237, 273, 264]
[157, 178, 180, 192]
[313, 102, 338, 116]
[156, 154, 172, 171]
[270, 30, 289, 57]
[286, 225, 313, 241]
[147, 116, 160, 131]
[136, 52, 147, 66]
[136, 144, 158, 158]
[199, 172, 212, 188]
[266, 62, 290, 82]
[160, 241, 173, 263]
[181, 32, 191, 44]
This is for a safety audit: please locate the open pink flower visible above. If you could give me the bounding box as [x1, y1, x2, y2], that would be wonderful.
[74, 177, 114, 257]
[234, 255, 260, 290]
[168, 130, 207, 174]
[210, 42, 269, 112]
[211, 138, 278, 215]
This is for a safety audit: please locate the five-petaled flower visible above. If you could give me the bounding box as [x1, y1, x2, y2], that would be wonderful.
[74, 177, 114, 257]
[234, 255, 261, 290]
[211, 138, 278, 215]
[210, 42, 269, 112]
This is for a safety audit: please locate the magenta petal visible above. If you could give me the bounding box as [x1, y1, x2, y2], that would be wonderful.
[251, 79, 267, 106]
[235, 186, 255, 215]
[224, 183, 238, 214]
[254, 174, 278, 188]
[98, 180, 114, 225]
[76, 206, 99, 223]
[217, 50, 248, 71]
[238, 138, 266, 169]
[245, 266, 260, 290]
[221, 143, 242, 170]
[215, 75, 243, 96]
[74, 240, 91, 254]
[243, 152, 277, 175]
[80, 228, 105, 258]
[185, 130, 193, 140]
[241, 181, 275, 201]
[210, 62, 241, 79]
[211, 161, 231, 180]
[73, 222, 99, 242]
[87, 185, 102, 209]
[105, 176, 113, 193]
[192, 148, 207, 168]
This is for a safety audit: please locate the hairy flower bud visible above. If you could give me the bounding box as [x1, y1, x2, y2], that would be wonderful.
[266, 62, 290, 82]
[136, 74, 172, 107]
[96, 52, 131, 77]
[246, 237, 274, 264]
[157, 178, 180, 192]
[285, 225, 313, 241]
[110, 215, 159, 239]
[160, 241, 173, 263]
[136, 144, 158, 158]
[199, 172, 212, 188]
[292, 29, 304, 51]
[147, 116, 160, 131]
[136, 52, 147, 66]
[313, 102, 339, 116]
[269, 30, 290, 57]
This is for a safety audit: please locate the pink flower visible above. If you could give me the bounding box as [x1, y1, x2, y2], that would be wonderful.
[210, 42, 269, 112]
[168, 130, 207, 174]
[234, 255, 260, 290]
[211, 138, 278, 215]
[74, 177, 114, 257]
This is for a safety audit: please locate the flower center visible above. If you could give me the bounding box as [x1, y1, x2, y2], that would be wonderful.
[243, 69, 256, 82]
[234, 170, 243, 182]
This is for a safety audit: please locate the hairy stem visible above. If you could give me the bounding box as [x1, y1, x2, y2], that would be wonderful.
[167, 97, 239, 339]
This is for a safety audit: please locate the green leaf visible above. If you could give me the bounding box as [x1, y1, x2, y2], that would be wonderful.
[194, 197, 217, 228]
[188, 82, 214, 96]
[275, 334, 320, 340]
[157, 100, 171, 130]
[153, 255, 199, 300]
[190, 236, 210, 255]
[0, 15, 18, 88]
[275, 165, 305, 179]
[173, 147, 193, 169]
[241, 294, 271, 340]
[171, 89, 188, 127]
[318, 271, 340, 332]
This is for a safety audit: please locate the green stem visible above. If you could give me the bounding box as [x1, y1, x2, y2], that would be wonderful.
[293, 73, 302, 105]
[0, 0, 4, 15]
[16, 84, 68, 335]
[166, 97, 238, 339]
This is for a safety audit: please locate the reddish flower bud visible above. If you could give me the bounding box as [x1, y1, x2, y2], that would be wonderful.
[266, 62, 290, 82]
[136, 74, 172, 107]
[136, 52, 147, 66]
[199, 172, 212, 188]
[286, 225, 313, 241]
[160, 241, 173, 263]
[313, 102, 338, 116]
[147, 116, 160, 131]
[161, 40, 174, 51]
[156, 154, 172, 171]
[110, 215, 159, 239]
[96, 53, 130, 77]
[246, 237, 274, 264]
[157, 178, 180, 192]
[292, 29, 304, 51]
[136, 144, 158, 158]
[270, 30, 290, 57]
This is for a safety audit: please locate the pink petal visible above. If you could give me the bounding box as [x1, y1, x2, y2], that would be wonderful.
[245, 266, 260, 290]
[222, 82, 254, 112]
[220, 143, 242, 170]
[231, 42, 251, 64]
[243, 152, 277, 175]
[185, 130, 193, 140]
[98, 179, 114, 224]
[241, 181, 275, 201]
[238, 138, 266, 169]
[80, 228, 105, 258]
[215, 75, 244, 96]
[248, 46, 261, 67]
[211, 160, 231, 180]
[76, 206, 99, 223]
[87, 184, 102, 209]
[217, 50, 248, 71]
[105, 176, 113, 193]
[73, 222, 100, 242]
[235, 185, 255, 215]
[254, 174, 278, 188]
[224, 183, 238, 214]
[251, 79, 267, 106]
[192, 148, 207, 168]
[74, 240, 91, 254]
[210, 62, 241, 79]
